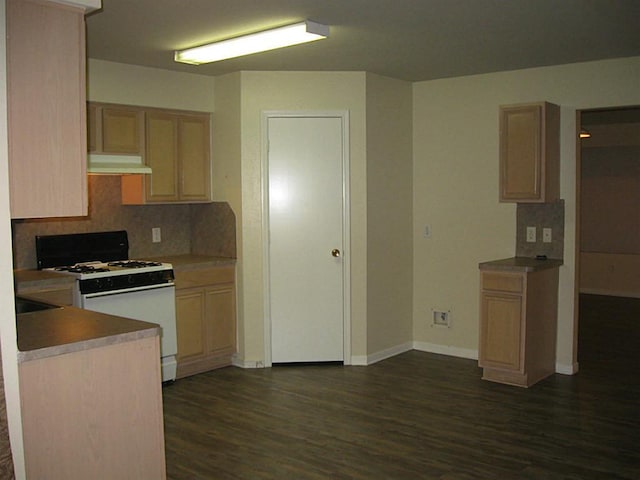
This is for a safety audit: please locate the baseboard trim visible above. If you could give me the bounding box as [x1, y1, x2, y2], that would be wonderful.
[350, 342, 413, 366]
[555, 361, 579, 375]
[232, 354, 264, 369]
[234, 346, 578, 374]
[413, 341, 478, 360]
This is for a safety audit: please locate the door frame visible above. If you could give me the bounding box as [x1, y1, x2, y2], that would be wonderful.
[261, 110, 351, 367]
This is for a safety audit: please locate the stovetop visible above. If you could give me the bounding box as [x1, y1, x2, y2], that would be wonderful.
[49, 260, 171, 279]
[35, 231, 174, 286]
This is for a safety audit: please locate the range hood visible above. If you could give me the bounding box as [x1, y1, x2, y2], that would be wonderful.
[87, 154, 152, 175]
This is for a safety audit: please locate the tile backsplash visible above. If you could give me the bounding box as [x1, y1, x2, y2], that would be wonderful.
[516, 200, 564, 260]
[12, 175, 236, 269]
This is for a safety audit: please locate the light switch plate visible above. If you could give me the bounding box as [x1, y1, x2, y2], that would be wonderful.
[152, 227, 161, 243]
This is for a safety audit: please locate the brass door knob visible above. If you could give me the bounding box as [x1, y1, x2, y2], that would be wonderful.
[331, 249, 341, 258]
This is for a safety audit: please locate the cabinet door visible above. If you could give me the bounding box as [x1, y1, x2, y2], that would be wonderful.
[499, 102, 559, 203]
[500, 104, 542, 202]
[179, 115, 211, 201]
[7, 0, 87, 219]
[20, 336, 166, 479]
[175, 289, 206, 361]
[479, 292, 522, 371]
[146, 113, 179, 201]
[102, 107, 143, 154]
[205, 284, 236, 354]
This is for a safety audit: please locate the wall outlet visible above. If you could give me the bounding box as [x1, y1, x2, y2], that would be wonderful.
[526, 226, 536, 243]
[432, 309, 451, 328]
[152, 227, 161, 243]
[543, 227, 552, 243]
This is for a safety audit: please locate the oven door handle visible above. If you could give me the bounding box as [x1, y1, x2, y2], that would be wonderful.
[82, 282, 175, 299]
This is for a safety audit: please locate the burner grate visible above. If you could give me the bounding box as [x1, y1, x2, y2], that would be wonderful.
[107, 260, 163, 268]
[55, 265, 110, 273]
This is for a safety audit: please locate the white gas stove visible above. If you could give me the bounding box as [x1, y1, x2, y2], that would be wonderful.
[36, 231, 178, 382]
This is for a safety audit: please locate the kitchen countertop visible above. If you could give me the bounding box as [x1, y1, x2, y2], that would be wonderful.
[17, 305, 159, 363]
[13, 255, 231, 363]
[13, 268, 75, 288]
[14, 254, 236, 286]
[479, 256, 563, 273]
[148, 254, 236, 271]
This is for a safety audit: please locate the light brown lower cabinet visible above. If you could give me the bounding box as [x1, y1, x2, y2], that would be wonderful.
[478, 267, 559, 387]
[175, 265, 236, 378]
[19, 335, 166, 479]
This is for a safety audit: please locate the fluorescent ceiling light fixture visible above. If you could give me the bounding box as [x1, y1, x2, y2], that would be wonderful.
[174, 20, 329, 65]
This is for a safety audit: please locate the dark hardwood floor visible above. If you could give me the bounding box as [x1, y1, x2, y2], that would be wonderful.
[163, 294, 640, 479]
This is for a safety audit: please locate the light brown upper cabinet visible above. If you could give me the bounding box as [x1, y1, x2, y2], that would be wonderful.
[7, 0, 88, 219]
[88, 103, 144, 155]
[122, 110, 211, 204]
[499, 102, 560, 203]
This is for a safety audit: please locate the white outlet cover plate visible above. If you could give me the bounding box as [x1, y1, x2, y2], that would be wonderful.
[526, 226, 536, 242]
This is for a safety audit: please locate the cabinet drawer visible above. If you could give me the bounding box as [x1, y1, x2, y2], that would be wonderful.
[481, 272, 523, 293]
[174, 265, 235, 289]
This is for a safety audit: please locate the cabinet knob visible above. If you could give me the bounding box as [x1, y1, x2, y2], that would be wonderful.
[331, 249, 341, 258]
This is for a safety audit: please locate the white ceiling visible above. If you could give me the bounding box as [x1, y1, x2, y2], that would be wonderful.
[86, 0, 640, 82]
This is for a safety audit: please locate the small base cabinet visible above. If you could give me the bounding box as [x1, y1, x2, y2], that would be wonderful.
[175, 265, 236, 378]
[19, 335, 166, 479]
[479, 266, 559, 387]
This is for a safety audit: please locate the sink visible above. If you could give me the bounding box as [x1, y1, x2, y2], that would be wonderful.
[15, 297, 61, 314]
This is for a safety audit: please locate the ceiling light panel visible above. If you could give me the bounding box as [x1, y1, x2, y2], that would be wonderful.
[175, 20, 329, 65]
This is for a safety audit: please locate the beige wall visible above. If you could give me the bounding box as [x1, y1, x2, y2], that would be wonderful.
[211, 73, 244, 359]
[365, 73, 413, 358]
[412, 56, 640, 372]
[580, 252, 640, 298]
[87, 59, 215, 111]
[581, 145, 640, 253]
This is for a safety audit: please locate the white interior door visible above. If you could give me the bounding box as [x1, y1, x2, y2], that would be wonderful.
[267, 115, 346, 363]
